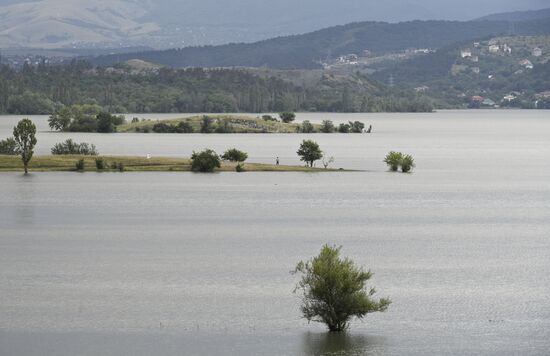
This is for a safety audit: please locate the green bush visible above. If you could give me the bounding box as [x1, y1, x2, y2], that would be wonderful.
[299, 120, 315, 133]
[349, 121, 365, 133]
[222, 148, 248, 162]
[95, 158, 105, 170]
[384, 151, 403, 171]
[401, 154, 415, 173]
[320, 120, 335, 133]
[384, 151, 415, 172]
[0, 137, 18, 155]
[75, 159, 85, 171]
[235, 163, 245, 172]
[191, 149, 221, 172]
[279, 112, 296, 123]
[117, 162, 125, 172]
[51, 139, 98, 155]
[175, 121, 194, 133]
[338, 123, 350, 133]
[293, 245, 391, 332]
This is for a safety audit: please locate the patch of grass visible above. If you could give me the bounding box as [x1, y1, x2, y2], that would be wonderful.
[0, 155, 348, 172]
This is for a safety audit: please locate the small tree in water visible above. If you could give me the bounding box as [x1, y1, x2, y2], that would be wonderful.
[293, 245, 391, 332]
[13, 118, 37, 174]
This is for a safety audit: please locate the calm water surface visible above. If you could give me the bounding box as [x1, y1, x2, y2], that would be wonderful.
[0, 111, 549, 355]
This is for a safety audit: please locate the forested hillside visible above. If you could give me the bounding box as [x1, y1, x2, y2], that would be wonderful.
[0, 61, 433, 114]
[91, 18, 550, 69]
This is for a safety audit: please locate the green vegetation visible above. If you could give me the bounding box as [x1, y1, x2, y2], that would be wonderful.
[51, 139, 98, 155]
[384, 151, 416, 173]
[13, 118, 37, 174]
[279, 112, 296, 123]
[298, 120, 315, 133]
[384, 151, 403, 172]
[95, 158, 105, 170]
[75, 159, 85, 171]
[48, 104, 125, 132]
[0, 137, 17, 155]
[320, 120, 335, 133]
[401, 154, 416, 173]
[191, 149, 221, 172]
[293, 245, 391, 332]
[0, 62, 433, 115]
[297, 140, 323, 168]
[221, 148, 248, 162]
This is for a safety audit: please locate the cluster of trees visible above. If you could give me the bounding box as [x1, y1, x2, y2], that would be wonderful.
[191, 147, 249, 172]
[51, 139, 99, 155]
[48, 104, 125, 132]
[384, 151, 416, 173]
[0, 62, 433, 115]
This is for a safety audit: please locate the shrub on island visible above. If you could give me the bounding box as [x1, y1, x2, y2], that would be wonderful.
[51, 139, 98, 156]
[191, 149, 221, 172]
[221, 148, 248, 162]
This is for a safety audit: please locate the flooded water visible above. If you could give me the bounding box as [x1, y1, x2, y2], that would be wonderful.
[0, 111, 549, 355]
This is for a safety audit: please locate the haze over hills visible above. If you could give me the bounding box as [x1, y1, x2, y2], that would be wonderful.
[92, 15, 550, 69]
[0, 0, 547, 49]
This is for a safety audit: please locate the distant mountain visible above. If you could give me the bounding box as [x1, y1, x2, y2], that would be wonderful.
[476, 7, 550, 22]
[0, 0, 159, 48]
[91, 17, 550, 69]
[0, 0, 546, 49]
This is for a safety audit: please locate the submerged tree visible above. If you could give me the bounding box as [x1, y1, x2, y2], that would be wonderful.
[293, 245, 391, 332]
[297, 140, 323, 167]
[13, 118, 37, 174]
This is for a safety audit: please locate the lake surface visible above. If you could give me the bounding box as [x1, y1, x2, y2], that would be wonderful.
[1, 111, 549, 355]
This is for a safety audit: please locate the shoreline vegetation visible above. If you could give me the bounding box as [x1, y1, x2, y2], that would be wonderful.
[0, 155, 349, 173]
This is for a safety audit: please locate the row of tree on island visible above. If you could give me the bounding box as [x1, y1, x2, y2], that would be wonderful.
[46, 104, 373, 134]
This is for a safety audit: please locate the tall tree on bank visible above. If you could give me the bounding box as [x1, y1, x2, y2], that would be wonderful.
[13, 118, 37, 174]
[297, 139, 323, 167]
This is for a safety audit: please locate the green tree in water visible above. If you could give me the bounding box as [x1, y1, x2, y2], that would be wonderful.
[297, 140, 323, 167]
[13, 118, 37, 174]
[293, 245, 391, 332]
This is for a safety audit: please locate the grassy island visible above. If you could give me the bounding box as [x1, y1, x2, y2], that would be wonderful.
[0, 155, 344, 172]
[117, 115, 321, 134]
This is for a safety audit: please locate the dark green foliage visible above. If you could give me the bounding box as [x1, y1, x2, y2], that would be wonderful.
[131, 117, 140, 124]
[401, 154, 416, 173]
[0, 137, 17, 155]
[75, 159, 85, 171]
[235, 163, 245, 172]
[279, 112, 296, 123]
[221, 148, 248, 162]
[384, 151, 415, 172]
[95, 158, 105, 170]
[175, 121, 194, 133]
[96, 112, 125, 133]
[13, 118, 37, 174]
[191, 149, 221, 172]
[51, 139, 98, 155]
[152, 122, 175, 133]
[297, 140, 323, 167]
[349, 121, 365, 133]
[384, 151, 403, 171]
[214, 120, 234, 133]
[320, 120, 335, 133]
[117, 162, 125, 172]
[298, 120, 315, 133]
[0, 63, 433, 114]
[293, 245, 391, 332]
[200, 116, 215, 133]
[338, 123, 351, 133]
